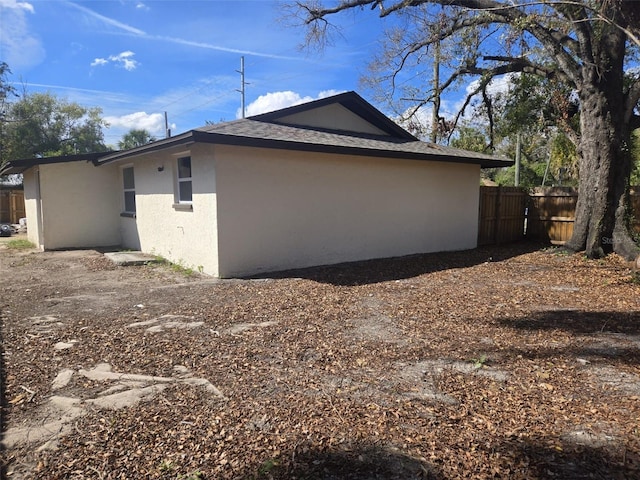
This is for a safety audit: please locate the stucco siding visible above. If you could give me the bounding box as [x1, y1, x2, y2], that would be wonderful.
[36, 162, 121, 249]
[118, 145, 219, 276]
[215, 146, 480, 277]
[22, 168, 43, 248]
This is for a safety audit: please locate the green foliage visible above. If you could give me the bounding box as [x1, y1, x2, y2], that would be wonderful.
[2, 91, 108, 161]
[631, 130, 640, 186]
[492, 159, 548, 188]
[248, 458, 281, 479]
[470, 354, 488, 369]
[118, 129, 157, 150]
[450, 75, 579, 188]
[493, 75, 578, 141]
[179, 472, 204, 480]
[159, 459, 176, 472]
[549, 132, 578, 186]
[152, 254, 197, 276]
[450, 124, 490, 153]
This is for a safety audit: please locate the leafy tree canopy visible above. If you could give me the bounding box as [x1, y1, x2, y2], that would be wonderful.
[118, 129, 157, 150]
[2, 90, 108, 165]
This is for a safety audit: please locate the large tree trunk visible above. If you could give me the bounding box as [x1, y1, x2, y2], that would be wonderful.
[565, 30, 639, 261]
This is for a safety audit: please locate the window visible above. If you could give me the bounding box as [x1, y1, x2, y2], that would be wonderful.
[177, 156, 192, 203]
[122, 166, 136, 214]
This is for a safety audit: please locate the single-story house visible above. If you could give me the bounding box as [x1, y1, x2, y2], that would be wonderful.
[6, 91, 511, 277]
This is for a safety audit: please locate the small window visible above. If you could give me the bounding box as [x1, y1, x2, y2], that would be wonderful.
[122, 166, 136, 213]
[177, 156, 192, 203]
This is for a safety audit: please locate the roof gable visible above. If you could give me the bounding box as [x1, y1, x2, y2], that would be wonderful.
[249, 91, 417, 140]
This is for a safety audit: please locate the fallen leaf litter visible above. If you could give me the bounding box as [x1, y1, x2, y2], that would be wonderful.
[0, 242, 639, 479]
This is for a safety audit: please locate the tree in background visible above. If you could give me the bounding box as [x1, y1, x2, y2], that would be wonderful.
[118, 129, 157, 150]
[293, 0, 640, 259]
[0, 62, 18, 175]
[3, 91, 108, 160]
[488, 73, 579, 187]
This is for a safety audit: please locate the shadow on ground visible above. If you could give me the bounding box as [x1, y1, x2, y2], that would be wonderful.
[247, 437, 638, 479]
[500, 437, 639, 479]
[255, 241, 544, 286]
[497, 310, 640, 365]
[251, 444, 442, 479]
[499, 310, 640, 336]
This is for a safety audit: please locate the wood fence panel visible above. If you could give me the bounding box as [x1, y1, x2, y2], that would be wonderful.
[0, 191, 7, 223]
[10, 190, 25, 223]
[0, 189, 25, 224]
[528, 187, 577, 245]
[478, 186, 527, 245]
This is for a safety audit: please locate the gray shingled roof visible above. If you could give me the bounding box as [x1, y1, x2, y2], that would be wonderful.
[194, 119, 509, 167]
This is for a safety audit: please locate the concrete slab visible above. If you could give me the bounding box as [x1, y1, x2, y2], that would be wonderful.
[104, 251, 160, 266]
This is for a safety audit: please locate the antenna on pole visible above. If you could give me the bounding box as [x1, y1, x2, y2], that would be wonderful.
[236, 56, 246, 118]
[164, 111, 171, 138]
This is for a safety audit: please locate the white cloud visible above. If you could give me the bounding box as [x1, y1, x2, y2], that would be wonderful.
[465, 72, 516, 99]
[0, 0, 44, 70]
[104, 111, 167, 135]
[242, 90, 344, 118]
[136, 2, 150, 11]
[90, 58, 108, 67]
[109, 50, 139, 71]
[90, 51, 139, 71]
[65, 1, 146, 36]
[158, 35, 302, 61]
[0, 0, 33, 12]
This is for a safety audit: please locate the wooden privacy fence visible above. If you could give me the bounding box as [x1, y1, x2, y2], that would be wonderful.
[478, 186, 528, 245]
[0, 189, 25, 224]
[527, 187, 577, 245]
[479, 185, 640, 246]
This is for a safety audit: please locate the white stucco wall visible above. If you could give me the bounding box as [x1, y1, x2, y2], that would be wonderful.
[22, 168, 43, 249]
[214, 146, 481, 278]
[29, 161, 121, 249]
[116, 144, 219, 276]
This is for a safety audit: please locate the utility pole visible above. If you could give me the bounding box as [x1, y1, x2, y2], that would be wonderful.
[237, 56, 246, 119]
[431, 38, 441, 144]
[164, 111, 171, 138]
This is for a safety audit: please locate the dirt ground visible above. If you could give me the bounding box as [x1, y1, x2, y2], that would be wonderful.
[1, 240, 639, 479]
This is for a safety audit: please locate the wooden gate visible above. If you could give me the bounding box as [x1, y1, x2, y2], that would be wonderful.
[527, 187, 577, 245]
[478, 186, 527, 245]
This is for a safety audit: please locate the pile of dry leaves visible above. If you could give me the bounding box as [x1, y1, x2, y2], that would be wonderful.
[1, 242, 639, 479]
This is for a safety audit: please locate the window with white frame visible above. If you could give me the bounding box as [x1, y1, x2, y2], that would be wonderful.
[176, 156, 192, 203]
[122, 166, 136, 214]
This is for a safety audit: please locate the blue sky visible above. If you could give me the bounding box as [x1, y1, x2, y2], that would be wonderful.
[0, 0, 394, 147]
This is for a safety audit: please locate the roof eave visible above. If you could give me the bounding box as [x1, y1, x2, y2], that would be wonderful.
[191, 131, 512, 167]
[96, 131, 196, 165]
[2, 151, 112, 174]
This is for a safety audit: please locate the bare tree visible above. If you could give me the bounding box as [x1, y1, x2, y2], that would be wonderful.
[290, 0, 640, 260]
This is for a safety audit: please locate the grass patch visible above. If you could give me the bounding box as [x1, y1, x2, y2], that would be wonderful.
[6, 239, 35, 249]
[152, 255, 196, 276]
